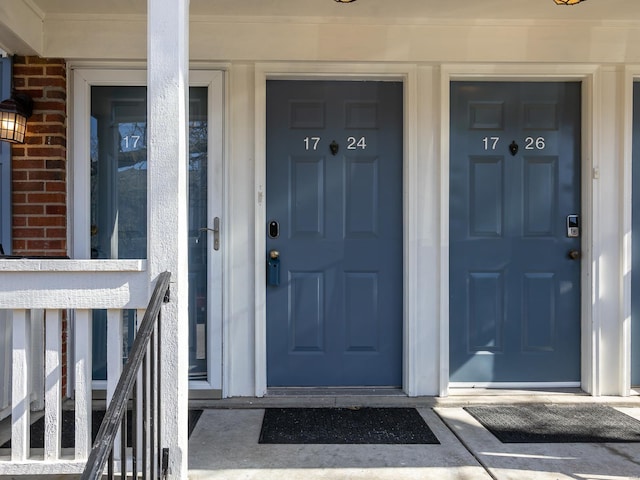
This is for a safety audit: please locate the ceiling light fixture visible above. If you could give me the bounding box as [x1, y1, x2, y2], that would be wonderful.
[334, 0, 356, 3]
[554, 0, 586, 5]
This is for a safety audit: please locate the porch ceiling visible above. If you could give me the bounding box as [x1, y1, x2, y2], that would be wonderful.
[1, 0, 639, 58]
[24, 0, 640, 21]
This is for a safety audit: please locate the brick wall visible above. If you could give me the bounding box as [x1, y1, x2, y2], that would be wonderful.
[10, 56, 68, 392]
[11, 56, 67, 257]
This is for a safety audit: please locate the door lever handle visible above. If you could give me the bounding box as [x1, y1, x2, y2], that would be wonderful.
[199, 217, 221, 251]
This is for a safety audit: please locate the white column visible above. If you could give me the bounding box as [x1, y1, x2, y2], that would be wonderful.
[592, 66, 624, 395]
[147, 0, 190, 478]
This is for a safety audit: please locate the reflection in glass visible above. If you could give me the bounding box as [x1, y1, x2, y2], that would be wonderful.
[90, 86, 209, 381]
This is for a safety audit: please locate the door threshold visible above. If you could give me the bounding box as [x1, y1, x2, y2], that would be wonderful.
[267, 387, 406, 397]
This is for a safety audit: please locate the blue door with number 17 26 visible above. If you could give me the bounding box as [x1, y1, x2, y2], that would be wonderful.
[450, 82, 581, 384]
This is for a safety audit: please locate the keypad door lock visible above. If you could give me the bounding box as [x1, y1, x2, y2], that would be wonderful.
[566, 214, 580, 238]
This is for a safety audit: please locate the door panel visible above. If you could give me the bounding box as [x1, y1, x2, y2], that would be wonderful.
[450, 82, 581, 383]
[266, 80, 403, 387]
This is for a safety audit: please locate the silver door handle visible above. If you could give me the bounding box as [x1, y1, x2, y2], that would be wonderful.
[199, 217, 221, 251]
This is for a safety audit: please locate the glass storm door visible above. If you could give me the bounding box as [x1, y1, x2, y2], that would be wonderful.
[90, 85, 215, 384]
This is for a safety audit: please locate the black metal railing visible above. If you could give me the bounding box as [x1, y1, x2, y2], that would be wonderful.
[81, 271, 171, 480]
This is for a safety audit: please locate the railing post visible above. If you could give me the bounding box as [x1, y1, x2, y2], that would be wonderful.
[44, 308, 62, 461]
[31, 309, 45, 412]
[75, 309, 93, 460]
[11, 309, 31, 461]
[106, 308, 123, 459]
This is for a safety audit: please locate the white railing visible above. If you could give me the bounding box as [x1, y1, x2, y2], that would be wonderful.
[0, 259, 149, 476]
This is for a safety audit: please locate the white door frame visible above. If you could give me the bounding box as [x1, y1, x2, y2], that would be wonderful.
[70, 66, 225, 393]
[253, 63, 424, 396]
[439, 64, 602, 396]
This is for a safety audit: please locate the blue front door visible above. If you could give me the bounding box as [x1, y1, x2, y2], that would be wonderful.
[449, 82, 582, 383]
[266, 80, 403, 387]
[632, 82, 640, 386]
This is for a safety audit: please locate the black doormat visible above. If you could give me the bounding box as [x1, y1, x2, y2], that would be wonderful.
[465, 404, 640, 443]
[1, 409, 203, 448]
[258, 407, 439, 444]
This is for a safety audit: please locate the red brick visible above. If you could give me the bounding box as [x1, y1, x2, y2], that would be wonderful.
[46, 227, 66, 238]
[29, 77, 66, 89]
[10, 56, 67, 257]
[13, 65, 45, 76]
[45, 205, 66, 215]
[13, 204, 44, 215]
[14, 159, 45, 169]
[45, 182, 66, 193]
[14, 227, 45, 238]
[27, 193, 65, 204]
[24, 146, 65, 157]
[26, 239, 66, 251]
[26, 124, 65, 135]
[27, 113, 45, 123]
[13, 181, 44, 192]
[12, 193, 27, 203]
[30, 170, 65, 181]
[45, 65, 66, 77]
[24, 136, 44, 145]
[12, 171, 28, 181]
[17, 89, 45, 100]
[11, 146, 26, 156]
[44, 87, 66, 99]
[42, 135, 66, 147]
[27, 216, 66, 227]
[46, 159, 66, 169]
[45, 113, 66, 124]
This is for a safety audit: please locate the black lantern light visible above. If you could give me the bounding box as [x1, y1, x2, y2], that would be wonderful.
[0, 93, 33, 144]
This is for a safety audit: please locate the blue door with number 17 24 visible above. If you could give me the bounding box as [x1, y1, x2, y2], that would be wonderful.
[266, 80, 403, 387]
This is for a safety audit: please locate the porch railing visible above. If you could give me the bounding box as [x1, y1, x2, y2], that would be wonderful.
[0, 259, 160, 477]
[82, 271, 170, 480]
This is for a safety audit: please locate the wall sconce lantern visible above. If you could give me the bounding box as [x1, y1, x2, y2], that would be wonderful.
[0, 93, 33, 144]
[554, 0, 586, 4]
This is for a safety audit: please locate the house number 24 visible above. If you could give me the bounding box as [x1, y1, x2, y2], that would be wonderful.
[482, 136, 546, 151]
[303, 136, 367, 151]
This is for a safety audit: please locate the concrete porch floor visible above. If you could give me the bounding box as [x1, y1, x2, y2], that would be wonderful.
[188, 390, 640, 480]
